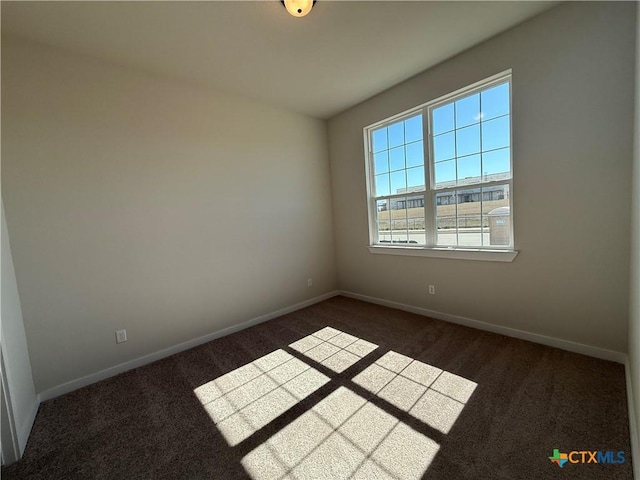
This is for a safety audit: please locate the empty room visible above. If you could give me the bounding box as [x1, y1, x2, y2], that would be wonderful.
[1, 1, 639, 479]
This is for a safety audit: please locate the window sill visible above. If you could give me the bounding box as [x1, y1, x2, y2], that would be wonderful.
[367, 245, 518, 262]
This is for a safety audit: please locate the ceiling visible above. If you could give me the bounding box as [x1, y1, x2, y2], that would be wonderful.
[1, 1, 558, 119]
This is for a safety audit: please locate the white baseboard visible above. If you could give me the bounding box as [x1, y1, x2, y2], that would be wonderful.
[625, 359, 640, 479]
[340, 291, 637, 471]
[30, 288, 639, 475]
[39, 291, 340, 402]
[339, 290, 627, 364]
[17, 394, 40, 456]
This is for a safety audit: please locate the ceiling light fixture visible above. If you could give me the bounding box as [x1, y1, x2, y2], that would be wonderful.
[282, 0, 316, 18]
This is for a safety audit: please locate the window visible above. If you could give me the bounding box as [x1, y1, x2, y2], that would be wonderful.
[365, 71, 515, 260]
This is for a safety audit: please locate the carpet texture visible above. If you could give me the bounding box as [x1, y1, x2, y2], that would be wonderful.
[2, 296, 634, 479]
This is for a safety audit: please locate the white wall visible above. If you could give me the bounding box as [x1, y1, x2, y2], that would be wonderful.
[328, 2, 636, 353]
[1, 37, 338, 394]
[1, 202, 38, 456]
[628, 1, 640, 467]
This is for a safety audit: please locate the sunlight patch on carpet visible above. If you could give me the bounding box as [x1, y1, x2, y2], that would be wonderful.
[195, 328, 478, 478]
[242, 387, 439, 480]
[290, 327, 378, 373]
[194, 349, 330, 446]
[353, 351, 477, 434]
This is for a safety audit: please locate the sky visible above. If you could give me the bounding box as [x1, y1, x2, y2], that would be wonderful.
[372, 82, 510, 197]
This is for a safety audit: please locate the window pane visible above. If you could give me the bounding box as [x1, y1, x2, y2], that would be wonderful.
[387, 195, 427, 245]
[433, 132, 455, 162]
[432, 104, 454, 135]
[406, 166, 425, 189]
[389, 146, 405, 171]
[372, 128, 388, 153]
[374, 151, 389, 175]
[481, 184, 508, 215]
[456, 188, 482, 247]
[406, 194, 426, 245]
[390, 170, 407, 194]
[435, 191, 455, 206]
[406, 141, 424, 168]
[404, 115, 423, 143]
[435, 191, 457, 246]
[435, 184, 511, 248]
[436, 188, 495, 247]
[391, 223, 409, 244]
[375, 174, 390, 197]
[481, 83, 509, 121]
[388, 122, 404, 148]
[376, 200, 391, 243]
[482, 116, 510, 151]
[482, 148, 510, 177]
[434, 159, 455, 187]
[457, 154, 481, 184]
[456, 124, 480, 157]
[390, 197, 408, 244]
[483, 184, 510, 246]
[455, 94, 480, 128]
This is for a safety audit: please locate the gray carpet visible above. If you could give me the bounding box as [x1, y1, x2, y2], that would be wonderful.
[2, 296, 634, 479]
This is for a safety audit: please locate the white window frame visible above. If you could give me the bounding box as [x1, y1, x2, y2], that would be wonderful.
[364, 70, 518, 262]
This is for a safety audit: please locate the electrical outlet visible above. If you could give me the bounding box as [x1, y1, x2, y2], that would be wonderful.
[307, 278, 313, 287]
[428, 285, 436, 295]
[115, 329, 127, 344]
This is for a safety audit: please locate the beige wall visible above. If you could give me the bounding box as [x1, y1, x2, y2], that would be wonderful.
[1, 37, 337, 393]
[629, 0, 640, 454]
[328, 2, 636, 352]
[1, 202, 38, 455]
